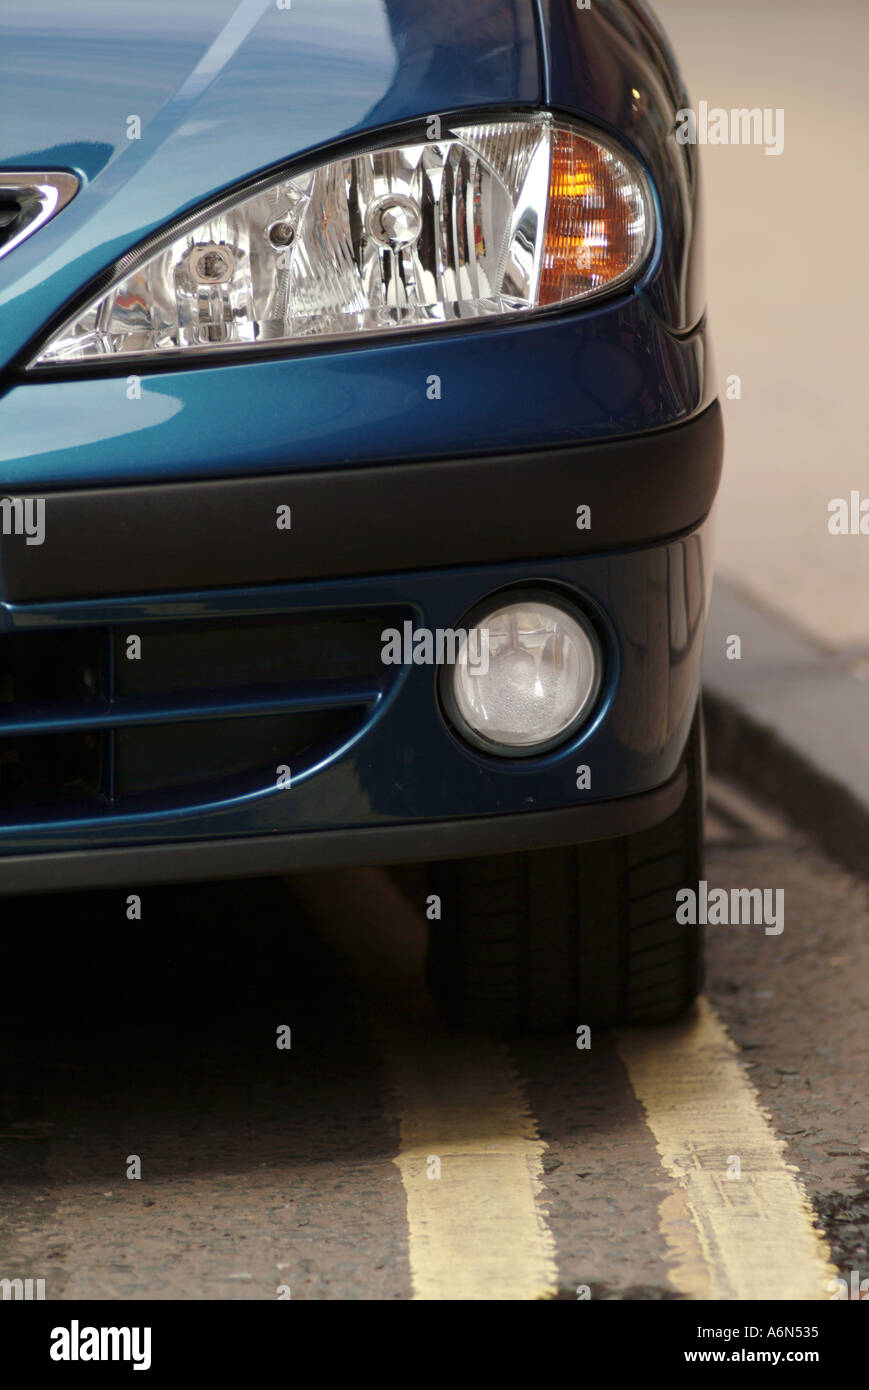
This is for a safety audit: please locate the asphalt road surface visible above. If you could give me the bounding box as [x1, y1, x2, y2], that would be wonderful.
[1, 779, 867, 1300]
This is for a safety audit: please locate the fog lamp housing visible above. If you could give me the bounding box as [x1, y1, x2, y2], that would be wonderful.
[441, 591, 602, 757]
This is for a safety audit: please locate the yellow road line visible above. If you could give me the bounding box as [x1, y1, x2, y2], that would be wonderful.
[391, 1044, 556, 1301]
[618, 997, 837, 1301]
[290, 868, 558, 1301]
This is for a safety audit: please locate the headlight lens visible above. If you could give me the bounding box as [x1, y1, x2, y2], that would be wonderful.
[446, 595, 601, 755]
[32, 113, 652, 366]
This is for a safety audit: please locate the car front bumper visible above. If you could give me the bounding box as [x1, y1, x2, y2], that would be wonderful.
[0, 402, 721, 893]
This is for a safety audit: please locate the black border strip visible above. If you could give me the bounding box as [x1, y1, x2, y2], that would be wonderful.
[0, 763, 687, 895]
[1, 401, 723, 602]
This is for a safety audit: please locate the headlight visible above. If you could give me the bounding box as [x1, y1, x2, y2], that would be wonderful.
[32, 113, 653, 366]
[443, 593, 602, 756]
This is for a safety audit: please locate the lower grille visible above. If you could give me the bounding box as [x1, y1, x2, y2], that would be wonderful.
[0, 729, 103, 807]
[0, 606, 404, 822]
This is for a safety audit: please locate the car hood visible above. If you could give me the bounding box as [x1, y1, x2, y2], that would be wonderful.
[0, 0, 540, 369]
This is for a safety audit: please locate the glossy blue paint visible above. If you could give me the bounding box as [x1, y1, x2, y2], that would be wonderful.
[0, 0, 711, 485]
[0, 0, 539, 367]
[0, 1, 718, 870]
[0, 295, 711, 487]
[0, 523, 712, 851]
[539, 0, 705, 332]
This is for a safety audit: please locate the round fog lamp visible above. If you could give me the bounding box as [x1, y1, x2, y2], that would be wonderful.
[446, 596, 601, 755]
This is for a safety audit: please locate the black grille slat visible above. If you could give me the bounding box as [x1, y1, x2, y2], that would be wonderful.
[0, 172, 79, 263]
[0, 606, 404, 820]
[0, 628, 105, 707]
[0, 731, 104, 807]
[113, 611, 393, 696]
[115, 711, 353, 799]
[0, 193, 31, 254]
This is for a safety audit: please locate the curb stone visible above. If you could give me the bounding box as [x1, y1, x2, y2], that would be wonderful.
[702, 578, 869, 880]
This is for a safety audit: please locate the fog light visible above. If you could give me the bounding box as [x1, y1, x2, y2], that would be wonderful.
[445, 594, 601, 755]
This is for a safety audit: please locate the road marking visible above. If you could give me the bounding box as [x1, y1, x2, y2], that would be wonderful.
[289, 868, 558, 1301]
[618, 997, 837, 1300]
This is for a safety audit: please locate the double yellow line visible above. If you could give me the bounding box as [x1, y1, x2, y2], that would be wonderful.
[292, 869, 835, 1301]
[619, 999, 837, 1301]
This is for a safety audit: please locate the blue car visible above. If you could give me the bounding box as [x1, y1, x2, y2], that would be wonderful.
[0, 0, 722, 1028]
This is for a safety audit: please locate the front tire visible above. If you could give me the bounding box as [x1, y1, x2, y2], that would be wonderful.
[425, 704, 705, 1030]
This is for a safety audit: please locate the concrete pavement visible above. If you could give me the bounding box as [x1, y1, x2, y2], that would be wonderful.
[1, 817, 867, 1301]
[653, 0, 868, 861]
[655, 0, 869, 649]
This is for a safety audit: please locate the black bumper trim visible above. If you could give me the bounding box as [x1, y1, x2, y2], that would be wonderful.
[0, 763, 686, 894]
[1, 403, 722, 603]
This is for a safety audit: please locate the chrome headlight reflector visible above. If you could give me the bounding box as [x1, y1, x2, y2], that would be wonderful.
[32, 113, 653, 366]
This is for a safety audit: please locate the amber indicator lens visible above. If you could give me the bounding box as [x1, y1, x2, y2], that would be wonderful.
[540, 126, 650, 306]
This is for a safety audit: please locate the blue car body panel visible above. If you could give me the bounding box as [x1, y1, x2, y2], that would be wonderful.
[0, 531, 711, 854]
[0, 0, 710, 487]
[0, 0, 721, 887]
[0, 0, 540, 368]
[0, 295, 711, 488]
